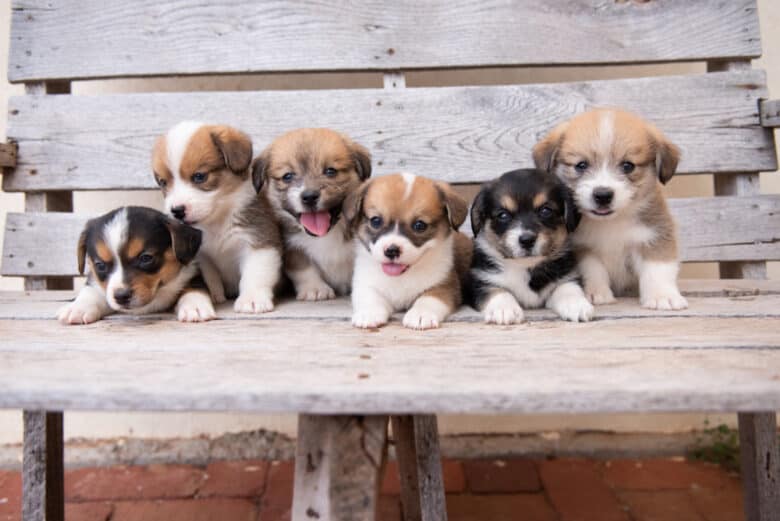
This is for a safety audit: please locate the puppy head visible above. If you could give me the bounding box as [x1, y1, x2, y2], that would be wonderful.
[152, 122, 253, 226]
[532, 109, 680, 219]
[344, 173, 466, 276]
[470, 169, 578, 259]
[77, 206, 201, 311]
[250, 128, 371, 237]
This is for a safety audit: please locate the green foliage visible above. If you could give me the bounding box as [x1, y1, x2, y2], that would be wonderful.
[689, 421, 740, 472]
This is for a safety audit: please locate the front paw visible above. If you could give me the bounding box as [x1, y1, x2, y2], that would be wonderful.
[210, 289, 227, 305]
[641, 290, 688, 311]
[177, 292, 216, 322]
[234, 288, 275, 313]
[57, 301, 103, 325]
[483, 293, 524, 325]
[352, 309, 389, 329]
[296, 282, 336, 301]
[553, 295, 594, 322]
[585, 285, 616, 305]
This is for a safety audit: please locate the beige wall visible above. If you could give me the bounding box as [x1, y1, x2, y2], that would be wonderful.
[1, 2, 778, 444]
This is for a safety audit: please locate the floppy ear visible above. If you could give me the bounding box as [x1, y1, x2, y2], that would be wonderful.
[532, 122, 568, 174]
[650, 127, 680, 185]
[250, 151, 270, 193]
[349, 140, 372, 180]
[563, 188, 581, 233]
[166, 218, 202, 265]
[470, 187, 489, 237]
[210, 125, 253, 175]
[342, 181, 370, 229]
[76, 223, 90, 275]
[436, 182, 468, 230]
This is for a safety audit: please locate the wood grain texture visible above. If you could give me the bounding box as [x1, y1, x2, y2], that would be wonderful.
[0, 142, 18, 168]
[22, 411, 64, 521]
[3, 70, 776, 192]
[8, 0, 761, 82]
[738, 413, 780, 521]
[5, 193, 779, 277]
[292, 415, 387, 521]
[760, 99, 780, 128]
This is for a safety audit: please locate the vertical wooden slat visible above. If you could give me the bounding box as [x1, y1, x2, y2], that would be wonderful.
[292, 415, 388, 521]
[391, 415, 448, 521]
[22, 411, 64, 521]
[738, 413, 780, 521]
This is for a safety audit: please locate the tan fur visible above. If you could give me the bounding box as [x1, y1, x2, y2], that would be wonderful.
[126, 238, 144, 259]
[500, 195, 517, 212]
[532, 193, 547, 208]
[95, 241, 112, 263]
[129, 249, 181, 305]
[151, 136, 172, 189]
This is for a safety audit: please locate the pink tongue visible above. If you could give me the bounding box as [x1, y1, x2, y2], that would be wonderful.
[300, 211, 331, 236]
[382, 263, 409, 276]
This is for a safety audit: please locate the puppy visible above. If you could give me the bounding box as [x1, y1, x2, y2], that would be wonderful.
[344, 173, 472, 330]
[467, 169, 593, 324]
[533, 109, 688, 310]
[152, 122, 283, 313]
[57, 206, 214, 324]
[251, 128, 371, 300]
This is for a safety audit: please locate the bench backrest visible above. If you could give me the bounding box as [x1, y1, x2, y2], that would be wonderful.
[2, 0, 778, 285]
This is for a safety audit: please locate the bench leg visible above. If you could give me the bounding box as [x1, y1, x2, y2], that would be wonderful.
[292, 414, 388, 521]
[739, 412, 780, 521]
[22, 411, 64, 521]
[391, 415, 447, 521]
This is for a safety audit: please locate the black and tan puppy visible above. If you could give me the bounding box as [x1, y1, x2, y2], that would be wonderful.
[57, 206, 214, 324]
[467, 169, 593, 324]
[251, 128, 371, 300]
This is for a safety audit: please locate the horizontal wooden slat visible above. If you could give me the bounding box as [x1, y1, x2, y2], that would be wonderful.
[0, 142, 18, 168]
[4, 195, 779, 277]
[3, 70, 776, 192]
[8, 0, 761, 83]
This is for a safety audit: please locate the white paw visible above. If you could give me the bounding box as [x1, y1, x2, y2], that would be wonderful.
[553, 295, 594, 322]
[585, 285, 616, 305]
[57, 301, 103, 325]
[296, 282, 336, 301]
[403, 308, 441, 330]
[483, 292, 524, 325]
[234, 288, 275, 313]
[352, 309, 389, 329]
[176, 292, 216, 322]
[641, 290, 688, 311]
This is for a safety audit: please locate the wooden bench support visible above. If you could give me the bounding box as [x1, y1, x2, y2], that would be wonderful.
[391, 415, 447, 521]
[292, 415, 388, 521]
[22, 411, 64, 521]
[739, 413, 780, 521]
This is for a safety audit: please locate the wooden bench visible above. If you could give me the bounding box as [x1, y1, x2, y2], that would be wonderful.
[2, 1, 780, 520]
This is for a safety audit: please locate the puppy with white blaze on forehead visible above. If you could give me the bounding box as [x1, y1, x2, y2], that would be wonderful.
[533, 109, 688, 310]
[345, 173, 472, 330]
[152, 122, 283, 313]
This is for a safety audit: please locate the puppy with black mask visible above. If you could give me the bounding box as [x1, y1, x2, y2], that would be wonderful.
[467, 169, 593, 324]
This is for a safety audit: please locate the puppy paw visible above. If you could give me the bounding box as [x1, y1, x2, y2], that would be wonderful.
[403, 308, 441, 330]
[641, 290, 688, 311]
[177, 292, 217, 322]
[57, 301, 103, 325]
[553, 295, 594, 322]
[210, 289, 227, 305]
[352, 309, 389, 329]
[585, 285, 616, 305]
[234, 288, 275, 314]
[296, 282, 336, 301]
[483, 292, 524, 325]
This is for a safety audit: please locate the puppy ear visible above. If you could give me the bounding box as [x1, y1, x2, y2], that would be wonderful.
[250, 152, 269, 193]
[343, 180, 370, 229]
[563, 188, 581, 233]
[166, 218, 202, 265]
[76, 222, 91, 275]
[349, 140, 372, 180]
[470, 187, 488, 236]
[436, 182, 468, 230]
[650, 127, 680, 185]
[210, 126, 253, 175]
[533, 122, 568, 173]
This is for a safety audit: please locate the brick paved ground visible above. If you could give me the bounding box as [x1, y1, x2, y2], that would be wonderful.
[0, 457, 744, 520]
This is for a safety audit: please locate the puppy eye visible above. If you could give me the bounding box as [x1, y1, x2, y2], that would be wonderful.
[192, 172, 208, 184]
[496, 210, 512, 222]
[324, 167, 338, 178]
[93, 260, 107, 273]
[621, 161, 636, 174]
[537, 206, 554, 219]
[369, 216, 383, 229]
[282, 172, 295, 183]
[138, 253, 155, 267]
[412, 220, 428, 233]
[574, 161, 589, 173]
[155, 176, 167, 188]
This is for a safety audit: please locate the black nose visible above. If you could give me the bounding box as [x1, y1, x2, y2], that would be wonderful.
[384, 245, 401, 260]
[301, 190, 320, 207]
[113, 288, 133, 306]
[171, 205, 186, 220]
[519, 233, 537, 250]
[593, 187, 614, 206]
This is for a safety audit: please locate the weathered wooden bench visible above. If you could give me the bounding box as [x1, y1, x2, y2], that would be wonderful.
[2, 1, 780, 520]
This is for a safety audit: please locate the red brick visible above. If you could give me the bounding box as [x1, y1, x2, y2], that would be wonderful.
[378, 495, 401, 521]
[198, 460, 268, 498]
[259, 461, 294, 521]
[447, 494, 557, 521]
[65, 464, 206, 501]
[539, 459, 629, 521]
[689, 485, 745, 521]
[112, 499, 256, 521]
[382, 459, 465, 494]
[65, 502, 113, 521]
[0, 471, 21, 521]
[619, 490, 705, 521]
[602, 459, 734, 491]
[463, 458, 540, 493]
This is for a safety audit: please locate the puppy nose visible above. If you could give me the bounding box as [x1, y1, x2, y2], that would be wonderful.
[384, 245, 401, 260]
[593, 187, 614, 206]
[519, 233, 537, 250]
[301, 190, 320, 207]
[171, 205, 186, 220]
[113, 288, 133, 306]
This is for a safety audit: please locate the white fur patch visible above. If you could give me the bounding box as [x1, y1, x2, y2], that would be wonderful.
[289, 262, 336, 301]
[286, 219, 355, 295]
[176, 290, 217, 322]
[482, 291, 524, 325]
[401, 172, 416, 200]
[637, 260, 688, 310]
[546, 281, 594, 322]
[402, 295, 450, 330]
[166, 120, 205, 177]
[57, 285, 112, 325]
[234, 247, 282, 313]
[103, 209, 129, 309]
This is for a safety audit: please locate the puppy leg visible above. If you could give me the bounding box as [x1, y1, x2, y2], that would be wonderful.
[480, 289, 524, 325]
[351, 286, 392, 329]
[234, 247, 282, 313]
[580, 253, 616, 305]
[403, 279, 459, 330]
[199, 255, 226, 304]
[176, 289, 217, 322]
[638, 260, 688, 310]
[57, 284, 112, 325]
[546, 281, 594, 322]
[287, 249, 335, 301]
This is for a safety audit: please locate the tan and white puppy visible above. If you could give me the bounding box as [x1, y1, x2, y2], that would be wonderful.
[533, 109, 687, 310]
[152, 122, 283, 313]
[251, 128, 371, 300]
[345, 173, 472, 330]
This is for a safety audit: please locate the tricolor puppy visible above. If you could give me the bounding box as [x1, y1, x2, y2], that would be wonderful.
[467, 169, 593, 324]
[57, 206, 214, 325]
[153, 122, 283, 313]
[533, 109, 688, 310]
[345, 173, 472, 330]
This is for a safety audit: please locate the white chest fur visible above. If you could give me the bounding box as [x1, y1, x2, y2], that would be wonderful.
[287, 220, 355, 294]
[199, 220, 250, 297]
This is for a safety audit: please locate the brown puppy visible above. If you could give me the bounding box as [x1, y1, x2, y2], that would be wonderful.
[251, 128, 371, 300]
[533, 109, 687, 310]
[345, 173, 472, 330]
